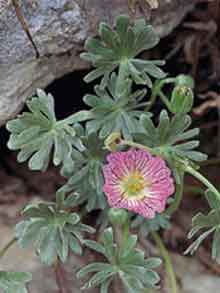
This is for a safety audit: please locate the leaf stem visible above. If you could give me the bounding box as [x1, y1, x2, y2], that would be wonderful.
[0, 237, 17, 259]
[122, 221, 129, 245]
[146, 78, 175, 111]
[185, 166, 220, 201]
[54, 259, 71, 293]
[151, 231, 179, 293]
[145, 88, 158, 111]
[158, 91, 171, 109]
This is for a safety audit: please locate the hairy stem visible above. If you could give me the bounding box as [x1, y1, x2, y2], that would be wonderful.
[186, 166, 220, 201]
[54, 260, 71, 293]
[151, 231, 179, 293]
[0, 237, 17, 259]
[113, 275, 124, 293]
[112, 222, 129, 293]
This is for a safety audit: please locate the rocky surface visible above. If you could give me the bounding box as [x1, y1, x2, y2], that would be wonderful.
[0, 0, 195, 125]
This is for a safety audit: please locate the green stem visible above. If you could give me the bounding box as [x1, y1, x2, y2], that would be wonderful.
[165, 173, 184, 216]
[145, 89, 158, 111]
[158, 92, 171, 109]
[122, 220, 129, 245]
[0, 237, 17, 259]
[146, 78, 175, 112]
[151, 231, 178, 293]
[54, 259, 71, 293]
[186, 166, 220, 201]
[113, 220, 129, 251]
[184, 185, 204, 196]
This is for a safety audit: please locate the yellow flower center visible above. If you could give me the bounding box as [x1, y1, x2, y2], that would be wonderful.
[121, 171, 146, 198]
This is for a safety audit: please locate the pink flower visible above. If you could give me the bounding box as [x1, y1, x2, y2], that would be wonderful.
[103, 149, 175, 218]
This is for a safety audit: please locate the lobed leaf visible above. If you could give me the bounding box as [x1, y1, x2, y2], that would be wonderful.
[81, 15, 164, 92]
[0, 271, 32, 293]
[15, 201, 94, 266]
[7, 89, 90, 172]
[78, 227, 161, 292]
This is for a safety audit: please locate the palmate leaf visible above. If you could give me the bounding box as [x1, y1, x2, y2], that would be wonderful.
[134, 110, 207, 163]
[84, 73, 151, 139]
[185, 190, 220, 260]
[0, 271, 32, 293]
[81, 15, 165, 93]
[59, 129, 108, 211]
[15, 201, 95, 266]
[6, 89, 91, 172]
[131, 214, 171, 236]
[77, 227, 161, 292]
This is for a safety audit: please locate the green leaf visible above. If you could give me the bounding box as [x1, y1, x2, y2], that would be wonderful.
[144, 258, 162, 269]
[83, 73, 151, 139]
[136, 110, 207, 164]
[81, 15, 164, 88]
[82, 270, 115, 289]
[7, 89, 86, 172]
[69, 234, 82, 255]
[77, 263, 113, 279]
[189, 211, 220, 237]
[131, 214, 171, 235]
[84, 240, 107, 257]
[212, 228, 220, 260]
[100, 278, 112, 293]
[38, 228, 57, 265]
[16, 201, 94, 266]
[0, 271, 32, 293]
[185, 228, 215, 255]
[120, 274, 143, 291]
[77, 227, 161, 292]
[120, 235, 137, 258]
[186, 198, 220, 259]
[59, 131, 108, 212]
[205, 189, 220, 210]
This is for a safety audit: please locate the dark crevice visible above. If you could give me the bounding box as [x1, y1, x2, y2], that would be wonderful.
[45, 70, 94, 119]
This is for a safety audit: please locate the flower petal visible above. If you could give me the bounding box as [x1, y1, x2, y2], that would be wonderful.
[103, 149, 175, 219]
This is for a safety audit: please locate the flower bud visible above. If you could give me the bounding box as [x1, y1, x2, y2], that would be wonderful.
[104, 132, 121, 152]
[175, 74, 194, 89]
[170, 85, 194, 114]
[108, 208, 128, 226]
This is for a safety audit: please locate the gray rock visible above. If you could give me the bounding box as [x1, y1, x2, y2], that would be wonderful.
[0, 0, 195, 125]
